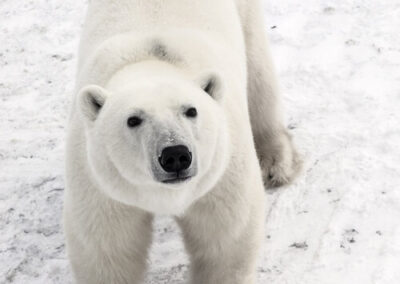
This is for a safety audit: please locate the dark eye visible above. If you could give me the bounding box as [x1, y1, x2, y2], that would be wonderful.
[185, 107, 197, 118]
[127, 116, 143, 128]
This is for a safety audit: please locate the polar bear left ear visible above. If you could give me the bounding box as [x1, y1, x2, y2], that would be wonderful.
[78, 85, 109, 122]
[198, 73, 224, 101]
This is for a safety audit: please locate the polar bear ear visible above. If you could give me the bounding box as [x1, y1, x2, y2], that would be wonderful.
[198, 73, 224, 101]
[78, 85, 109, 122]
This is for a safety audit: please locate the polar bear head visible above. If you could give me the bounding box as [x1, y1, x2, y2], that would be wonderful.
[77, 62, 230, 215]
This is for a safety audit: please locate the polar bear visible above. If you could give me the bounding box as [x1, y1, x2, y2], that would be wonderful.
[64, 0, 301, 283]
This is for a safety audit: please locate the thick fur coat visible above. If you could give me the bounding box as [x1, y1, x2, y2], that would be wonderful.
[64, 0, 301, 283]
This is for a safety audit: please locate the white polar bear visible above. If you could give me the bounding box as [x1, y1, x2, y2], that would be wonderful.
[64, 0, 301, 283]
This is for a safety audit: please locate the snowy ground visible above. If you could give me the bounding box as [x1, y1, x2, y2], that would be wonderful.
[1, 0, 400, 283]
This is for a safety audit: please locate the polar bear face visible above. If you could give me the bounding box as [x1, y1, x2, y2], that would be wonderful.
[77, 65, 230, 214]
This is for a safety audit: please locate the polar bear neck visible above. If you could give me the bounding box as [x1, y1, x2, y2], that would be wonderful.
[75, 30, 236, 93]
[76, 34, 186, 92]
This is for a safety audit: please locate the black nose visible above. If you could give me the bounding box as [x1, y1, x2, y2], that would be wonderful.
[159, 145, 192, 173]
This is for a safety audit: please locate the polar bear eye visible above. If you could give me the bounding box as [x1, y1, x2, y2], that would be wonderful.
[185, 107, 197, 118]
[127, 116, 143, 128]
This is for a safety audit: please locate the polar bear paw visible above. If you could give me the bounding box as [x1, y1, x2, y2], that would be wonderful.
[257, 131, 302, 189]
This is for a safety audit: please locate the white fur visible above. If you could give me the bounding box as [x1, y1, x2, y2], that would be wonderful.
[64, 0, 301, 283]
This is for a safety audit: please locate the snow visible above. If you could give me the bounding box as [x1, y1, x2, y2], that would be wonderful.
[1, 0, 399, 283]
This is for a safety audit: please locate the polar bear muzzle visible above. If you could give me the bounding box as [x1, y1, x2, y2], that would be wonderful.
[154, 143, 196, 184]
[159, 145, 192, 174]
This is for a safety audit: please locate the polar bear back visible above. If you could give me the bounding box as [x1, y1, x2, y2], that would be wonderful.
[79, 0, 245, 66]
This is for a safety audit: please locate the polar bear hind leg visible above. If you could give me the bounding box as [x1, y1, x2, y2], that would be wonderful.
[239, 0, 302, 188]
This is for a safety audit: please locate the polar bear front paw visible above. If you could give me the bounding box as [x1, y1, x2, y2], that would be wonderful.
[257, 131, 302, 189]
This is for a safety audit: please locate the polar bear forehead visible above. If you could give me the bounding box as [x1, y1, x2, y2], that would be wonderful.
[116, 83, 195, 108]
[106, 60, 190, 91]
[106, 61, 203, 106]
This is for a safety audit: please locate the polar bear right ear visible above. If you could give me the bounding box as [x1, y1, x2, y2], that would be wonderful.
[197, 72, 224, 101]
[78, 85, 109, 122]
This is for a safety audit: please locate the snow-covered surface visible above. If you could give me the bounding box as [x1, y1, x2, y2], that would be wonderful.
[1, 0, 399, 283]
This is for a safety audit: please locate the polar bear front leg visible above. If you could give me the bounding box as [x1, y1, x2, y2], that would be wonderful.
[64, 195, 154, 284]
[177, 188, 264, 284]
[240, 0, 302, 188]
